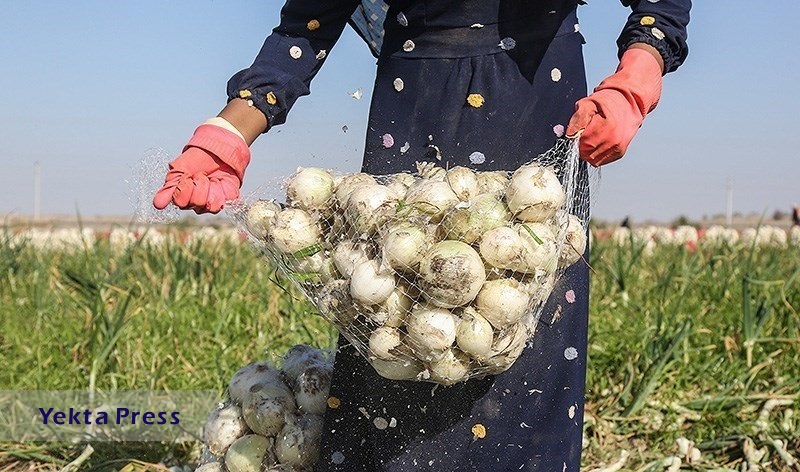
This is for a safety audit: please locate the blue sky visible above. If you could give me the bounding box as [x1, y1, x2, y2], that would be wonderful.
[1, 1, 797, 222]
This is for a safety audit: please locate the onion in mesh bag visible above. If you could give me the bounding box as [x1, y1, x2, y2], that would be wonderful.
[236, 139, 586, 385]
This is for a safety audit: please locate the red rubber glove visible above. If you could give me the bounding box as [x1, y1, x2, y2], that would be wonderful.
[567, 48, 663, 166]
[153, 124, 251, 214]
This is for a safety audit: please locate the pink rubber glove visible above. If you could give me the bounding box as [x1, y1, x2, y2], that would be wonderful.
[153, 124, 250, 214]
[567, 48, 663, 166]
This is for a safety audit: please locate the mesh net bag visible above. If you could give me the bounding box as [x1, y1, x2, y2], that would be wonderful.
[231, 138, 589, 385]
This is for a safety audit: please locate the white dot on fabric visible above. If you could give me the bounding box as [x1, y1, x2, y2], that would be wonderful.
[289, 46, 302, 59]
[551, 68, 562, 82]
[397, 12, 408, 26]
[316, 50, 327, 60]
[574, 23, 580, 33]
[564, 347, 578, 360]
[403, 40, 415, 52]
[469, 151, 486, 165]
[499, 37, 516, 50]
[651, 27, 666, 40]
[331, 452, 345, 464]
[393, 78, 404, 92]
[647, 0, 661, 2]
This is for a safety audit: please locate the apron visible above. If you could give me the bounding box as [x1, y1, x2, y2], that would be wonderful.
[317, 2, 590, 470]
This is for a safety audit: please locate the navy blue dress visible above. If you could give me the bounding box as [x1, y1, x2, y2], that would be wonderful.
[228, 1, 690, 470]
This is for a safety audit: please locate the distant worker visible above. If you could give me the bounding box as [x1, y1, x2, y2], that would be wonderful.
[793, 204, 800, 226]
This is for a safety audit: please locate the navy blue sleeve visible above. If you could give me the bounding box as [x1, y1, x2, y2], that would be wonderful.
[227, 0, 362, 129]
[617, 0, 691, 73]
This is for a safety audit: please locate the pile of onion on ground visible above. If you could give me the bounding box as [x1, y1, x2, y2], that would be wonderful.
[196, 345, 332, 472]
[238, 160, 587, 386]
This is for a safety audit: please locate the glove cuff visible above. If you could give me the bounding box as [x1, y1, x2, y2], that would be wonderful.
[595, 48, 663, 118]
[183, 124, 251, 181]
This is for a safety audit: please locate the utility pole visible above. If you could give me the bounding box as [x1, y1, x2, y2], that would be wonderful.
[726, 177, 733, 227]
[34, 161, 41, 221]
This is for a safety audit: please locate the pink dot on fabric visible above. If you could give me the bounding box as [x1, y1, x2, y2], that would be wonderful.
[565, 290, 576, 304]
[553, 124, 565, 137]
[382, 133, 395, 148]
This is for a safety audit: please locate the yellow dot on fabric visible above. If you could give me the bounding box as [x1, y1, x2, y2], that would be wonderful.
[266, 92, 277, 105]
[467, 93, 484, 108]
[307, 19, 320, 31]
[238, 89, 252, 99]
[640, 16, 656, 26]
[327, 396, 341, 409]
[471, 423, 487, 440]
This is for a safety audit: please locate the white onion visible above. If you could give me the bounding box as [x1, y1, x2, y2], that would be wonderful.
[269, 208, 322, 254]
[475, 278, 531, 329]
[334, 173, 376, 207]
[371, 356, 425, 381]
[440, 193, 510, 244]
[445, 166, 480, 201]
[245, 200, 281, 240]
[344, 184, 397, 234]
[290, 252, 338, 283]
[476, 171, 509, 195]
[369, 326, 404, 360]
[286, 167, 334, 212]
[522, 272, 557, 305]
[484, 323, 529, 374]
[479, 226, 529, 271]
[419, 241, 486, 308]
[385, 173, 416, 199]
[293, 363, 332, 416]
[455, 307, 494, 360]
[382, 223, 429, 272]
[406, 304, 458, 355]
[281, 344, 327, 386]
[242, 381, 296, 436]
[428, 349, 471, 385]
[559, 214, 587, 268]
[203, 403, 249, 456]
[196, 463, 224, 472]
[275, 415, 323, 469]
[517, 223, 559, 274]
[228, 362, 283, 406]
[331, 241, 370, 278]
[405, 179, 459, 222]
[316, 279, 357, 325]
[370, 286, 413, 327]
[506, 164, 566, 222]
[225, 434, 273, 472]
[350, 260, 396, 305]
[415, 161, 446, 180]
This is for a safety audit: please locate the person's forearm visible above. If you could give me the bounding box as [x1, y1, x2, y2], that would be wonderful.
[627, 42, 665, 75]
[218, 98, 269, 146]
